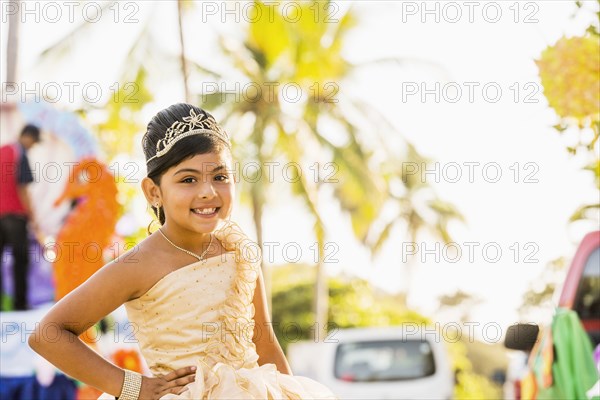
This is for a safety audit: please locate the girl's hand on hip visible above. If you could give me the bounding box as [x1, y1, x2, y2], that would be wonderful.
[139, 366, 197, 399]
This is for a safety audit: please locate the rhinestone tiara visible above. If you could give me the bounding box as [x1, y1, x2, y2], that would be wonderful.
[146, 109, 230, 164]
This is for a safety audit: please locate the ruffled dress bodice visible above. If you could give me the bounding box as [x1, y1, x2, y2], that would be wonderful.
[98, 221, 337, 399]
[124, 250, 260, 376]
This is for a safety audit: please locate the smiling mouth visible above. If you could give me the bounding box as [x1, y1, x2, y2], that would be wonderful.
[191, 207, 220, 215]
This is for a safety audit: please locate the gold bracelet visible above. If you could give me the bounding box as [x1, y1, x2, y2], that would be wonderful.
[117, 369, 142, 400]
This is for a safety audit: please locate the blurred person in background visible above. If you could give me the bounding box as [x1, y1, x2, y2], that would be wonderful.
[0, 123, 41, 311]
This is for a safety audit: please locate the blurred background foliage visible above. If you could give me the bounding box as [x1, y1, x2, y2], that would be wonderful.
[536, 0, 599, 225]
[521, 0, 600, 331]
[270, 264, 504, 398]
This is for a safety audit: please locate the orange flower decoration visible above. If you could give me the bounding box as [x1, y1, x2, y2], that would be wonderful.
[112, 348, 142, 373]
[53, 158, 120, 300]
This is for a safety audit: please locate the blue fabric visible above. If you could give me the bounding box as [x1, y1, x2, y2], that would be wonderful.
[0, 374, 77, 400]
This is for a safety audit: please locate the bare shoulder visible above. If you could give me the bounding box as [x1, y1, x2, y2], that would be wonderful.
[36, 235, 167, 335]
[106, 234, 168, 300]
[107, 232, 231, 300]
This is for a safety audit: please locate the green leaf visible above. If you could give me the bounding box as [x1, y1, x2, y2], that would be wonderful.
[247, 1, 292, 69]
[370, 220, 398, 257]
[569, 203, 600, 222]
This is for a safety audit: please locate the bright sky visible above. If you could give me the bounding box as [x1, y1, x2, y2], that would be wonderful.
[1, 1, 598, 338]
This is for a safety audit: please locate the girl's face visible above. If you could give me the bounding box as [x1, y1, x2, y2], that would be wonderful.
[155, 151, 234, 235]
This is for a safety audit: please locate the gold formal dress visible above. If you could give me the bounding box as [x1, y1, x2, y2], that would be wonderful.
[98, 222, 337, 399]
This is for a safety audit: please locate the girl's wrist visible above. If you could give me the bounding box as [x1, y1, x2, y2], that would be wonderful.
[116, 369, 142, 400]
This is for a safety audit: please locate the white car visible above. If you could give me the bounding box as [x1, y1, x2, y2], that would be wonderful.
[287, 326, 454, 400]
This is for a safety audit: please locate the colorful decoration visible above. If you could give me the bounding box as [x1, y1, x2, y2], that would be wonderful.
[539, 329, 554, 389]
[2, 104, 124, 400]
[17, 102, 98, 159]
[0, 236, 54, 308]
[529, 308, 599, 399]
[521, 370, 537, 400]
[112, 349, 143, 373]
[52, 158, 119, 301]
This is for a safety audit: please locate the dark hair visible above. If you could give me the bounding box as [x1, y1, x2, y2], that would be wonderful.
[142, 103, 231, 224]
[20, 124, 41, 142]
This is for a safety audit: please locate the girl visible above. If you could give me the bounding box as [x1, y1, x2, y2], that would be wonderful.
[29, 103, 338, 399]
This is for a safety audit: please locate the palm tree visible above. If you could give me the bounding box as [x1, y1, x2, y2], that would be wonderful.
[196, 2, 385, 331]
[177, 0, 191, 102]
[366, 139, 464, 306]
[198, 1, 461, 331]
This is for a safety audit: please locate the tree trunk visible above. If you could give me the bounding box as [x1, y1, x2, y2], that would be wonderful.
[2, 2, 20, 137]
[251, 185, 272, 315]
[6, 3, 19, 91]
[314, 240, 329, 341]
[304, 110, 329, 341]
[177, 0, 190, 102]
[403, 224, 418, 309]
[403, 255, 416, 309]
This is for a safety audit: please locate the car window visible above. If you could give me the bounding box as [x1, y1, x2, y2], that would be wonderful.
[334, 339, 435, 382]
[573, 246, 600, 322]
